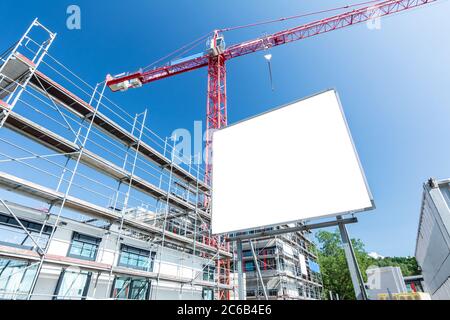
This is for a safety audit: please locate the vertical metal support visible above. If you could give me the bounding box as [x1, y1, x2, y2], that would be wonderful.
[337, 216, 368, 300]
[192, 153, 201, 257]
[26, 82, 106, 300]
[152, 137, 177, 299]
[105, 110, 147, 297]
[0, 200, 45, 255]
[205, 52, 227, 186]
[249, 240, 268, 300]
[236, 239, 245, 300]
[0, 19, 56, 128]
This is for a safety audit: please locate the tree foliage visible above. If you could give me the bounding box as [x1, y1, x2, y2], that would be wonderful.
[315, 229, 420, 300]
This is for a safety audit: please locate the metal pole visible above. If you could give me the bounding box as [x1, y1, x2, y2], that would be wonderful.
[0, 20, 56, 128]
[105, 110, 147, 297]
[152, 136, 177, 299]
[0, 200, 44, 254]
[249, 240, 268, 300]
[26, 82, 106, 300]
[337, 216, 368, 300]
[236, 239, 245, 300]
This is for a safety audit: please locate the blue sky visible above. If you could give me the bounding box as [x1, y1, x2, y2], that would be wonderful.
[1, 0, 450, 257]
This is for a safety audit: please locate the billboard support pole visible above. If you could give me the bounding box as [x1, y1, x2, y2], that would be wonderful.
[249, 239, 268, 300]
[337, 215, 368, 300]
[227, 217, 358, 242]
[228, 216, 363, 300]
[236, 239, 246, 300]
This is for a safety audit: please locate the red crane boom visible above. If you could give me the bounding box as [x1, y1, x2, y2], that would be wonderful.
[107, 0, 437, 185]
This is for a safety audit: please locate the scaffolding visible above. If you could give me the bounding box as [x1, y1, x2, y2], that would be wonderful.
[0, 20, 232, 300]
[237, 224, 323, 300]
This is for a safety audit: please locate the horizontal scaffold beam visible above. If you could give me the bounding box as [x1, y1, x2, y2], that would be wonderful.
[0, 172, 231, 258]
[0, 244, 232, 289]
[28, 71, 210, 193]
[0, 106, 210, 220]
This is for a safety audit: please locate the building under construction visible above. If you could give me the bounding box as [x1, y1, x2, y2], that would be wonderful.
[0, 19, 325, 301]
[240, 227, 323, 300]
[0, 20, 234, 300]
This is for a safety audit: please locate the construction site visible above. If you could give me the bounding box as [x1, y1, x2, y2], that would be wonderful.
[0, 0, 446, 301]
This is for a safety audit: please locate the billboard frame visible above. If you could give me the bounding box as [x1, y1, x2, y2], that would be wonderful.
[211, 88, 375, 236]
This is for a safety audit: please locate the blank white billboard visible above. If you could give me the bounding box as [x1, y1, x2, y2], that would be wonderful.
[211, 90, 373, 235]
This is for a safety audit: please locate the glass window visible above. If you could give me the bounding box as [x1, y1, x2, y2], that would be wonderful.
[202, 288, 214, 300]
[0, 258, 38, 300]
[246, 290, 256, 297]
[244, 261, 255, 272]
[118, 244, 155, 271]
[268, 289, 278, 296]
[67, 232, 101, 261]
[298, 286, 304, 297]
[202, 264, 215, 282]
[111, 277, 150, 300]
[54, 270, 91, 300]
[0, 213, 52, 250]
[242, 250, 252, 257]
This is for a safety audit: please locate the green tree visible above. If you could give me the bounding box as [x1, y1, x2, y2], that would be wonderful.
[315, 229, 421, 300]
[370, 256, 419, 276]
[315, 229, 372, 300]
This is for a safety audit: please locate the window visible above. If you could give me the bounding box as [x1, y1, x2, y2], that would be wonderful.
[0, 213, 52, 250]
[54, 270, 92, 300]
[261, 258, 277, 271]
[298, 286, 304, 297]
[118, 244, 155, 271]
[0, 258, 38, 300]
[203, 264, 215, 282]
[242, 250, 252, 257]
[268, 289, 278, 296]
[246, 290, 256, 297]
[202, 288, 214, 300]
[67, 232, 101, 261]
[111, 277, 151, 300]
[244, 261, 255, 272]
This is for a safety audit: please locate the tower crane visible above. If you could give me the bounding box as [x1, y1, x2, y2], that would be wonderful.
[106, 0, 438, 300]
[106, 0, 437, 185]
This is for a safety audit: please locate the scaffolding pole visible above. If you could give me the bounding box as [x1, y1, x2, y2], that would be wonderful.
[250, 239, 268, 300]
[25, 82, 106, 300]
[0, 19, 56, 128]
[152, 136, 177, 299]
[105, 109, 147, 297]
[236, 239, 245, 300]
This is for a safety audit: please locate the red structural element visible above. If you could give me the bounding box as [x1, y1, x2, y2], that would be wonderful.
[205, 52, 227, 185]
[107, 0, 437, 184]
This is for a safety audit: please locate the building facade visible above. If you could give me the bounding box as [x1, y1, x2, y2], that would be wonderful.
[240, 227, 322, 300]
[0, 20, 232, 300]
[415, 178, 450, 300]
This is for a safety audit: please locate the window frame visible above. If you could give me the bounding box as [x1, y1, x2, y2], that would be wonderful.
[118, 244, 155, 271]
[111, 276, 151, 300]
[202, 287, 214, 300]
[67, 232, 101, 261]
[53, 269, 92, 300]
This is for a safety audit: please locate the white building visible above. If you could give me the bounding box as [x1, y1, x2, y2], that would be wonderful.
[415, 178, 450, 300]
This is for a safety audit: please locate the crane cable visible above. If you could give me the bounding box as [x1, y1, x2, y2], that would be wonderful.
[142, 32, 212, 72]
[141, 0, 386, 72]
[219, 0, 386, 32]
